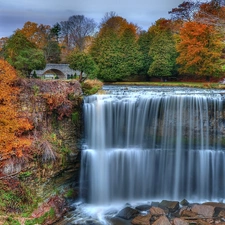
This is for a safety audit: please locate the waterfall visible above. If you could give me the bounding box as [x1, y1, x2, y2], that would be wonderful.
[80, 86, 225, 205]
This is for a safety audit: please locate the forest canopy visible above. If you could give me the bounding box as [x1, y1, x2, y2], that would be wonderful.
[0, 0, 224, 81]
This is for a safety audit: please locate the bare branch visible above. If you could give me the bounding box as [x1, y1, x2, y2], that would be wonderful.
[60, 15, 97, 52]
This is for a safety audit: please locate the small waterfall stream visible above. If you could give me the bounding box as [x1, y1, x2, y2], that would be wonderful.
[80, 85, 225, 205]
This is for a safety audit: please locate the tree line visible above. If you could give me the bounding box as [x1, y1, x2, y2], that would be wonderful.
[0, 0, 225, 82]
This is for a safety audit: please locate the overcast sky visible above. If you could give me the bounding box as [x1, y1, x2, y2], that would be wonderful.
[0, 0, 185, 38]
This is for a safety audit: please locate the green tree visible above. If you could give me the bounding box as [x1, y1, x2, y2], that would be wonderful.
[137, 31, 152, 77]
[120, 26, 143, 77]
[91, 31, 124, 81]
[147, 19, 178, 80]
[13, 48, 46, 77]
[3, 31, 46, 77]
[50, 22, 61, 42]
[148, 31, 177, 80]
[91, 16, 142, 81]
[67, 51, 98, 81]
[3, 31, 35, 65]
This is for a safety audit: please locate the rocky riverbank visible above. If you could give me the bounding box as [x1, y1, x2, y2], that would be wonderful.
[56, 199, 225, 225]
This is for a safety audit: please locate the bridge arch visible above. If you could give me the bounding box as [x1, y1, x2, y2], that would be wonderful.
[32, 64, 78, 79]
[43, 69, 65, 79]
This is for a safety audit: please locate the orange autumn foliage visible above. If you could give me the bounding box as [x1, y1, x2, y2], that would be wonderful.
[195, 2, 225, 28]
[148, 18, 173, 36]
[99, 16, 138, 37]
[20, 21, 51, 49]
[0, 59, 33, 160]
[176, 21, 224, 77]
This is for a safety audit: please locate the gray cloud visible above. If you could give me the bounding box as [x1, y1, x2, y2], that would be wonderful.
[0, 0, 184, 37]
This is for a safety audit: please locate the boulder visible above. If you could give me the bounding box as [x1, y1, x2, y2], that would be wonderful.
[152, 215, 171, 225]
[180, 199, 189, 206]
[150, 207, 166, 216]
[218, 209, 225, 218]
[108, 217, 132, 225]
[203, 202, 225, 217]
[203, 202, 225, 209]
[179, 206, 188, 215]
[151, 202, 160, 207]
[132, 214, 151, 225]
[135, 204, 151, 211]
[191, 204, 215, 218]
[116, 207, 140, 220]
[196, 219, 211, 225]
[180, 209, 198, 217]
[173, 218, 189, 225]
[159, 200, 180, 213]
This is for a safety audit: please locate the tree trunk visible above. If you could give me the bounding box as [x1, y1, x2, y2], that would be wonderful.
[79, 71, 83, 82]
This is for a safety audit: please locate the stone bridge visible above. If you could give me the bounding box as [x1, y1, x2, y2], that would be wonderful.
[32, 64, 79, 79]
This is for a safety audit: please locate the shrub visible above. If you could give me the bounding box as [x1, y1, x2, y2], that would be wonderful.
[82, 79, 103, 95]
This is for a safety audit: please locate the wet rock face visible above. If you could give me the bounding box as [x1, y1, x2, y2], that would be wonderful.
[16, 80, 83, 196]
[31, 196, 67, 223]
[1, 79, 83, 178]
[0, 80, 84, 222]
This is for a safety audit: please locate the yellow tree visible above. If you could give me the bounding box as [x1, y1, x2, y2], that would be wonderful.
[176, 21, 224, 79]
[0, 59, 33, 160]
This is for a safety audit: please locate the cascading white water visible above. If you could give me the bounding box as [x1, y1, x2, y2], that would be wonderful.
[80, 86, 225, 205]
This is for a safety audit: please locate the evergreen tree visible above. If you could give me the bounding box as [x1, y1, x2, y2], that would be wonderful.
[90, 16, 142, 81]
[120, 26, 143, 77]
[137, 31, 152, 76]
[50, 23, 61, 42]
[148, 20, 178, 80]
[91, 31, 123, 81]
